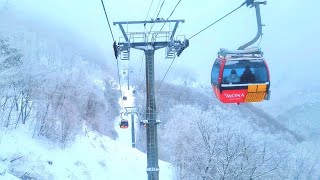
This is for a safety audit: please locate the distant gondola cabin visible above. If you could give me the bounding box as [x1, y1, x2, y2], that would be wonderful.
[120, 119, 128, 129]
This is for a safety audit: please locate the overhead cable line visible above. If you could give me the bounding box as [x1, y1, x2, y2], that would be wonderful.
[158, 0, 182, 32]
[156, 57, 176, 92]
[156, 1, 247, 102]
[155, 0, 183, 91]
[152, 0, 162, 19]
[115, 57, 123, 92]
[155, 57, 177, 117]
[150, 0, 166, 31]
[189, 1, 246, 40]
[100, 0, 123, 101]
[100, 0, 115, 41]
[145, 0, 155, 21]
[154, 0, 166, 20]
[167, 0, 182, 21]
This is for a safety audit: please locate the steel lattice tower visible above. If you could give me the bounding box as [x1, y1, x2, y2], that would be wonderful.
[113, 19, 188, 180]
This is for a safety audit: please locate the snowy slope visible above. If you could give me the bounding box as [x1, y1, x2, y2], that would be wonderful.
[0, 3, 174, 179]
[0, 124, 174, 179]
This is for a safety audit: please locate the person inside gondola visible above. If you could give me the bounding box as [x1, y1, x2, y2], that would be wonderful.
[241, 65, 256, 83]
[226, 69, 240, 83]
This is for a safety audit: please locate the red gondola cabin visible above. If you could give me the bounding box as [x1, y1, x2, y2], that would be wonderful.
[119, 119, 129, 128]
[211, 48, 271, 104]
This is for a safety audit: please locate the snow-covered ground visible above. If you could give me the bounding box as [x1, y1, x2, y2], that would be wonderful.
[0, 3, 175, 179]
[0, 123, 174, 179]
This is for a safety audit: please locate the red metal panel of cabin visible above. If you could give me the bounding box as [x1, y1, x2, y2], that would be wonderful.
[218, 58, 226, 84]
[220, 89, 248, 103]
[264, 59, 270, 82]
[212, 86, 221, 100]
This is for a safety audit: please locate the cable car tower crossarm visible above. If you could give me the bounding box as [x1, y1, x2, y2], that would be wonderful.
[113, 19, 188, 180]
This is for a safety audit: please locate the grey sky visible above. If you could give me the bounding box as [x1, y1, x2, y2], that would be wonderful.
[4, 0, 320, 69]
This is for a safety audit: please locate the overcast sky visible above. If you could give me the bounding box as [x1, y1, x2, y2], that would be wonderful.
[3, 0, 319, 75]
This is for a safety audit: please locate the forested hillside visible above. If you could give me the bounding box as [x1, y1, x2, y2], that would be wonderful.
[0, 23, 119, 144]
[134, 82, 320, 179]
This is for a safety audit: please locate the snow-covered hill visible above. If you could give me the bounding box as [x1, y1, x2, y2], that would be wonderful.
[0, 7, 173, 179]
[0, 124, 174, 179]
